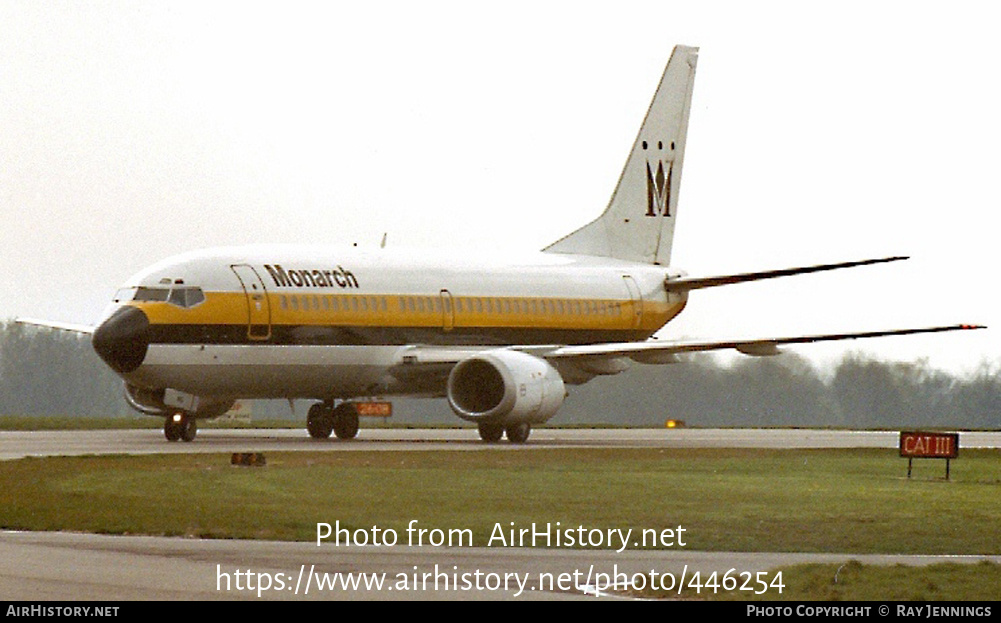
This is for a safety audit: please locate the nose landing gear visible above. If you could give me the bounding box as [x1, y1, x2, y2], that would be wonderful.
[164, 412, 197, 442]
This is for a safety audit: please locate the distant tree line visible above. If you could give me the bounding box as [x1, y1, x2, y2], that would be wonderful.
[1, 320, 998, 428]
[0, 321, 125, 417]
[552, 354, 1001, 429]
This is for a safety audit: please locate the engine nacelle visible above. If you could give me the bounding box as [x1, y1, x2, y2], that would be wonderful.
[124, 384, 234, 419]
[447, 351, 566, 425]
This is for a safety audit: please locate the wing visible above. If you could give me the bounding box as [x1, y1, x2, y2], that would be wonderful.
[544, 324, 986, 363]
[388, 324, 984, 372]
[15, 317, 96, 335]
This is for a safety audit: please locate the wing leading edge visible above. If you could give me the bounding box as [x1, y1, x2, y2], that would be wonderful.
[391, 324, 984, 369]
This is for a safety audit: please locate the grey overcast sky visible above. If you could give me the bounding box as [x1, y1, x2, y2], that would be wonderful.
[1, 1, 997, 375]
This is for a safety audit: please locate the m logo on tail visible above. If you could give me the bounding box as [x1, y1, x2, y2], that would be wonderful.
[645, 159, 673, 217]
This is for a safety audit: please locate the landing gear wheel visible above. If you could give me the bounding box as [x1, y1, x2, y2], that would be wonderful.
[164, 417, 182, 442]
[179, 416, 197, 442]
[164, 413, 197, 442]
[332, 403, 359, 440]
[505, 422, 531, 444]
[478, 422, 504, 443]
[306, 403, 334, 439]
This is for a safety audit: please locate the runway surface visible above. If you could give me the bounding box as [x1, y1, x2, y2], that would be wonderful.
[3, 427, 1001, 461]
[2, 427, 999, 601]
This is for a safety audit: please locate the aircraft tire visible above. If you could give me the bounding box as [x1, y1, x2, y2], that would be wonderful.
[505, 423, 531, 444]
[332, 403, 359, 440]
[179, 415, 197, 442]
[478, 422, 504, 443]
[164, 418, 182, 442]
[307, 403, 333, 439]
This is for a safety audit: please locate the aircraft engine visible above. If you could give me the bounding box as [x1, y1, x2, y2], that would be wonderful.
[123, 384, 234, 419]
[447, 351, 566, 425]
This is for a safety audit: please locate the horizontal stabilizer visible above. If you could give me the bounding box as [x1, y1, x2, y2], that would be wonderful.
[664, 256, 908, 292]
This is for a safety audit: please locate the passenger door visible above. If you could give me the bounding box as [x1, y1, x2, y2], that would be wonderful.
[231, 264, 272, 340]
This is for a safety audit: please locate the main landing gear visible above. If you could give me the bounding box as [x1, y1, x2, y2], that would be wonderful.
[306, 402, 360, 440]
[164, 412, 197, 442]
[478, 421, 531, 444]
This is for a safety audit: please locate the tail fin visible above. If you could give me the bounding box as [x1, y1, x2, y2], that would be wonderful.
[544, 45, 698, 265]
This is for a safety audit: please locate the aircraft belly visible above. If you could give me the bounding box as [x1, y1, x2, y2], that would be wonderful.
[130, 344, 405, 399]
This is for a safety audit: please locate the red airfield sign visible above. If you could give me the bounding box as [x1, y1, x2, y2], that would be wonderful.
[899, 431, 959, 459]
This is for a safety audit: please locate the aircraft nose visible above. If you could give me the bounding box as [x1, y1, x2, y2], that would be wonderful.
[92, 306, 150, 374]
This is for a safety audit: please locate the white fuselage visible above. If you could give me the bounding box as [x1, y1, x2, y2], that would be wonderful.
[94, 245, 687, 402]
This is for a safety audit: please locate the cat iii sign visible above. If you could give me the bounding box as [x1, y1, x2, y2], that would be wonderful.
[899, 431, 959, 479]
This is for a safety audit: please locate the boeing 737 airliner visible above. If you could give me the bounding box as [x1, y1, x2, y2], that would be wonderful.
[18, 46, 983, 442]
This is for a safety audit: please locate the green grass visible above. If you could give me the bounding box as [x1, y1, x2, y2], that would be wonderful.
[624, 560, 1001, 601]
[3, 447, 998, 600]
[0, 448, 998, 555]
[760, 560, 1001, 601]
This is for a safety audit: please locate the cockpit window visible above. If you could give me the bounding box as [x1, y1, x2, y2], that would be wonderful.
[113, 287, 137, 304]
[134, 287, 170, 302]
[128, 286, 205, 308]
[184, 287, 206, 307]
[168, 287, 205, 308]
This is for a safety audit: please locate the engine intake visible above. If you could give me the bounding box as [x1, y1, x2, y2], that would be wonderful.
[447, 351, 565, 425]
